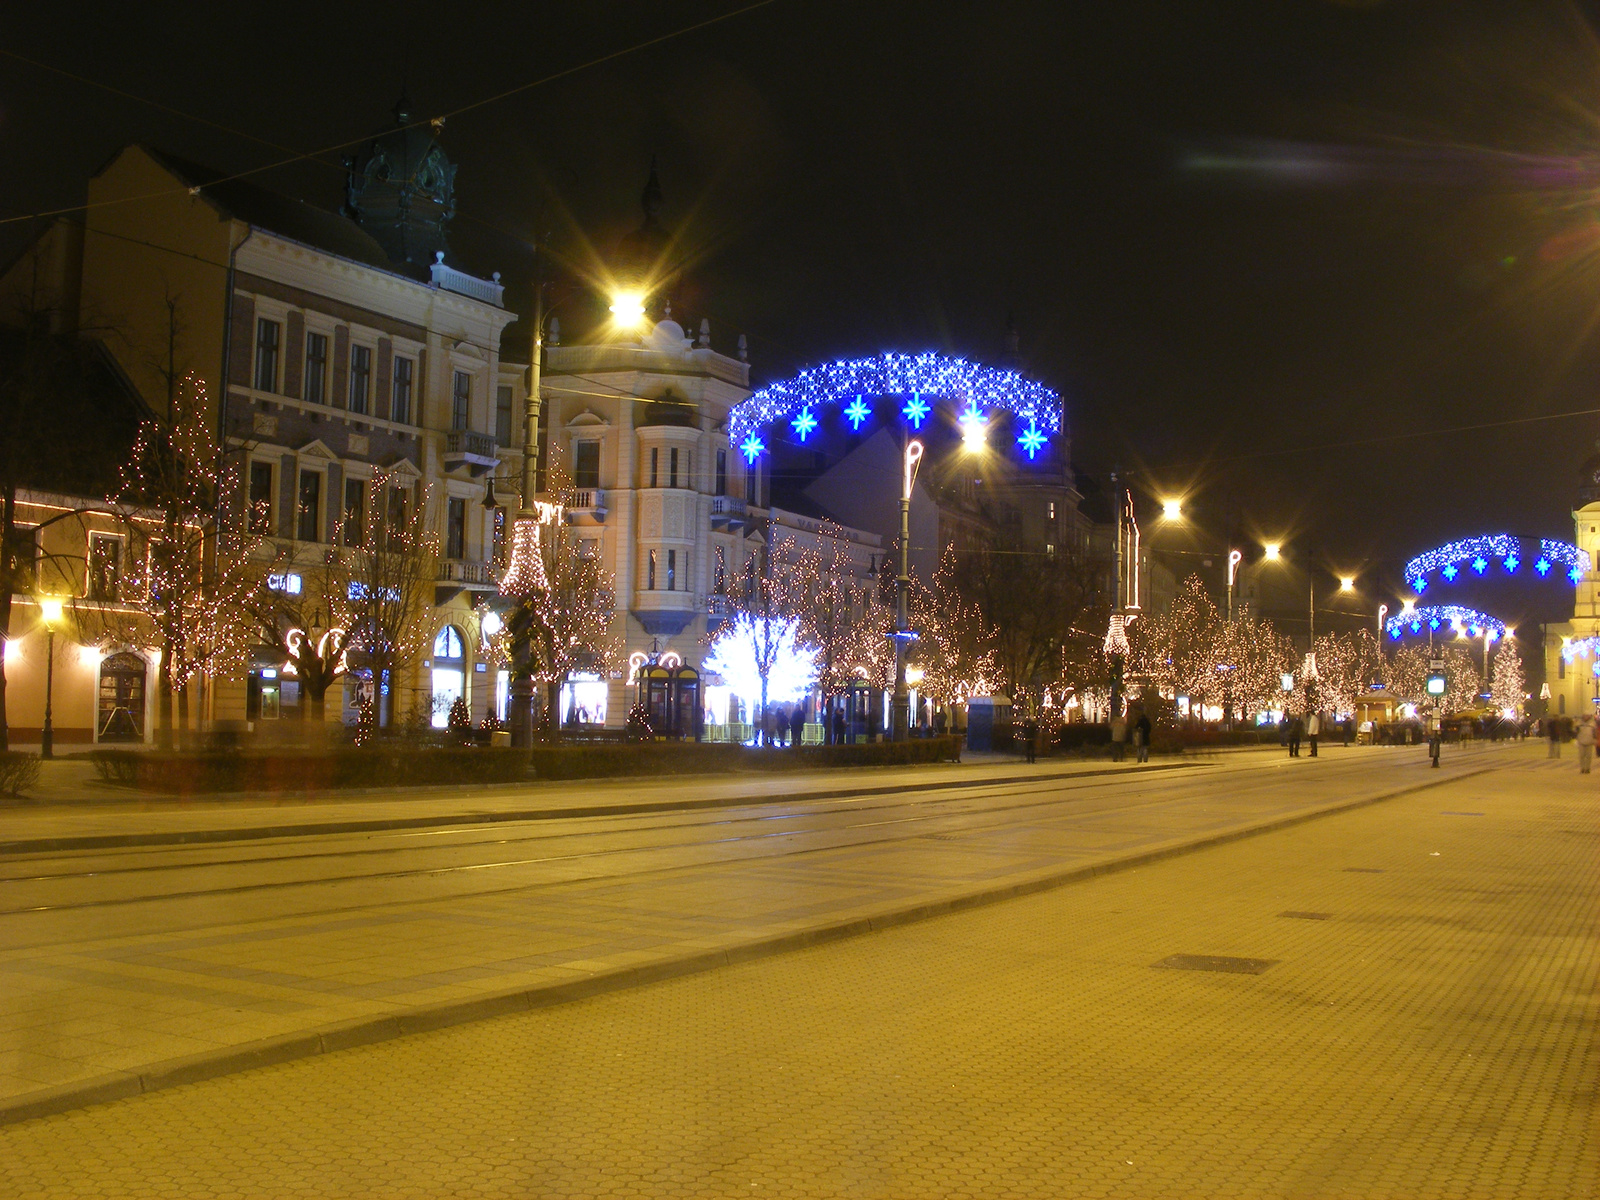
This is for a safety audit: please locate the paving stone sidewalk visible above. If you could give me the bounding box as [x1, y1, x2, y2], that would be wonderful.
[0, 744, 1585, 1197]
[0, 744, 1507, 1124]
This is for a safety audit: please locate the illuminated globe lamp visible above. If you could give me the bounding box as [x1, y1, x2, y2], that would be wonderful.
[38, 595, 64, 760]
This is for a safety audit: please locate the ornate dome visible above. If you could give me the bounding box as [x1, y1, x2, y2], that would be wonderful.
[343, 93, 457, 272]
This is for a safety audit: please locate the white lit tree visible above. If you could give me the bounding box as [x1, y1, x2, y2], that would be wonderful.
[1490, 640, 1525, 717]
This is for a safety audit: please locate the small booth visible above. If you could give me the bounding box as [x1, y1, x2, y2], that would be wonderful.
[965, 694, 1013, 752]
[636, 663, 703, 741]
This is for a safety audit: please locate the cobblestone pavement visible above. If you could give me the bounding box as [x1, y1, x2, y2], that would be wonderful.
[0, 746, 1498, 1116]
[0, 747, 1589, 1198]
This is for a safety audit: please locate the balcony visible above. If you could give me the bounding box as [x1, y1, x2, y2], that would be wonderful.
[435, 558, 497, 605]
[429, 255, 506, 307]
[443, 430, 499, 477]
[710, 495, 747, 529]
[568, 488, 607, 524]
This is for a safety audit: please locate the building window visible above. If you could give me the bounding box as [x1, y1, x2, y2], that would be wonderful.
[302, 332, 328, 405]
[714, 546, 726, 592]
[87, 534, 121, 601]
[255, 318, 280, 392]
[1559, 656, 1566, 680]
[1048, 500, 1056, 522]
[386, 486, 409, 551]
[1047, 542, 1056, 559]
[446, 497, 466, 560]
[649, 447, 659, 489]
[296, 470, 322, 543]
[452, 371, 471, 431]
[248, 461, 274, 534]
[1560, 694, 1567, 714]
[349, 344, 371, 415]
[492, 507, 507, 567]
[669, 448, 680, 489]
[647, 548, 657, 590]
[343, 479, 366, 547]
[715, 449, 727, 497]
[667, 549, 677, 592]
[745, 463, 759, 506]
[496, 386, 514, 446]
[392, 356, 414, 424]
[574, 441, 600, 490]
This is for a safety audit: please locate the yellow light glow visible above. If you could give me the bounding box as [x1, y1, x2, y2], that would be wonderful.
[1339, 577, 1355, 592]
[960, 413, 986, 452]
[608, 292, 646, 327]
[906, 666, 925, 686]
[1263, 543, 1282, 561]
[38, 596, 63, 626]
[1162, 499, 1183, 520]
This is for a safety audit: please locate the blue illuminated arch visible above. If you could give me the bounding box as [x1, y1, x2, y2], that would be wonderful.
[729, 352, 1063, 454]
[1402, 534, 1589, 593]
[1384, 605, 1507, 642]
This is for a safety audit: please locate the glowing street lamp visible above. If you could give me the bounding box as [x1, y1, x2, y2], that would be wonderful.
[1162, 498, 1183, 521]
[608, 291, 647, 328]
[38, 596, 63, 760]
[1263, 542, 1282, 562]
[1226, 549, 1243, 623]
[1339, 576, 1356, 592]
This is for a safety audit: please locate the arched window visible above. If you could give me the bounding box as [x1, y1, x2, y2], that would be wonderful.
[434, 626, 464, 661]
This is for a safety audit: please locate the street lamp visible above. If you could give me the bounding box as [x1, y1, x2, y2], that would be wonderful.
[1263, 542, 1282, 562]
[1226, 549, 1242, 623]
[891, 440, 925, 742]
[608, 291, 647, 328]
[1377, 603, 1388, 640]
[38, 596, 62, 760]
[1161, 497, 1183, 521]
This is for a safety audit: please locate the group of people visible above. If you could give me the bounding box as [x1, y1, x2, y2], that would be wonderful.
[1283, 712, 1324, 758]
[1546, 713, 1597, 774]
[1107, 708, 1153, 763]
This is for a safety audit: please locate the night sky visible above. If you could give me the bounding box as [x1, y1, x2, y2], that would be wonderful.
[6, 0, 1600, 614]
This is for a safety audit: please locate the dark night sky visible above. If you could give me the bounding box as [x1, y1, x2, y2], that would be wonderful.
[6, 0, 1600, 610]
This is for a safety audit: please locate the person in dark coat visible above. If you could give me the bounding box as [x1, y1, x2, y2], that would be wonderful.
[1022, 716, 1038, 763]
[790, 703, 807, 748]
[1288, 716, 1303, 757]
[1134, 710, 1152, 763]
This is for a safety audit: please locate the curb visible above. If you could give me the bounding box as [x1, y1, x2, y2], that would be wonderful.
[0, 759, 1500, 1127]
[0, 761, 1201, 855]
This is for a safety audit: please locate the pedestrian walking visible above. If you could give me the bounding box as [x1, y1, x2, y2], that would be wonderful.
[1022, 716, 1038, 763]
[1287, 716, 1303, 757]
[832, 709, 847, 746]
[790, 703, 807, 749]
[1307, 711, 1321, 757]
[1109, 711, 1128, 762]
[1134, 710, 1152, 763]
[1578, 715, 1595, 774]
[1548, 717, 1562, 759]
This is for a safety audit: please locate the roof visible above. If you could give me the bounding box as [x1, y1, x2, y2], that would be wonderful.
[141, 147, 396, 273]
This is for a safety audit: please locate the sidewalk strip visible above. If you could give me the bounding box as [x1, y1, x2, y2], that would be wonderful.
[0, 759, 1499, 1127]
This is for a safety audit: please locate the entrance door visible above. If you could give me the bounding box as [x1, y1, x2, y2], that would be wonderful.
[97, 652, 147, 743]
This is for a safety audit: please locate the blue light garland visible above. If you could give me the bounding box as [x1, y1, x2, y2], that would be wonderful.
[731, 352, 1063, 447]
[1385, 605, 1507, 642]
[1562, 635, 1600, 661]
[1402, 534, 1587, 591]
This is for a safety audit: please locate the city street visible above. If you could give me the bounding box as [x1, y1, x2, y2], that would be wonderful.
[0, 742, 1588, 1197]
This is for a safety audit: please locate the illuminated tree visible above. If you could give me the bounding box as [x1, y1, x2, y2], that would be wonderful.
[245, 565, 352, 727]
[1490, 641, 1525, 717]
[1306, 630, 1388, 717]
[504, 460, 621, 736]
[92, 374, 259, 747]
[911, 545, 997, 706]
[704, 612, 819, 731]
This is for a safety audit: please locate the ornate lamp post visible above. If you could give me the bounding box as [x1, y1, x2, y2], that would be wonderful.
[38, 596, 62, 760]
[890, 439, 924, 742]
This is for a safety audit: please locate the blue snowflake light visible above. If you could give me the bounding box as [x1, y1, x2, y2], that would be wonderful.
[791, 407, 818, 442]
[1540, 538, 1591, 584]
[1442, 565, 1458, 581]
[730, 352, 1062, 444]
[1385, 605, 1507, 643]
[1572, 567, 1585, 584]
[1415, 578, 1427, 593]
[739, 433, 765, 463]
[1472, 557, 1488, 574]
[1016, 420, 1047, 460]
[902, 394, 931, 429]
[1535, 558, 1551, 576]
[1504, 555, 1519, 572]
[844, 397, 872, 430]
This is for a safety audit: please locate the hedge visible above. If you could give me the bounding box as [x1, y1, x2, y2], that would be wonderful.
[0, 751, 40, 797]
[89, 747, 533, 794]
[87, 736, 964, 794]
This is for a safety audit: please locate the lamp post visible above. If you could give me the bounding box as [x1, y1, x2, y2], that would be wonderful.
[890, 439, 924, 742]
[1377, 603, 1388, 640]
[38, 596, 62, 760]
[1227, 549, 1242, 623]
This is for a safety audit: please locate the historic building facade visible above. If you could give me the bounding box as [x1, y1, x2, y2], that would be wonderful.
[1543, 444, 1600, 720]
